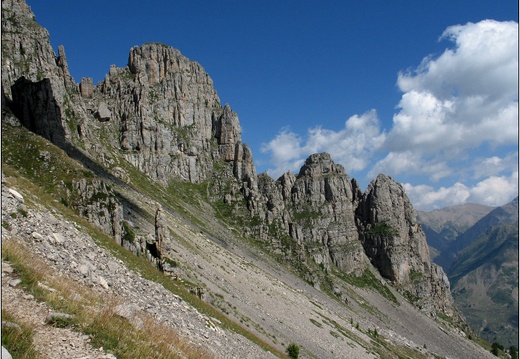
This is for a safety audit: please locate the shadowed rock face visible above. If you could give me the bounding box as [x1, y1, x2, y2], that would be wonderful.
[1, 0, 457, 320]
[11, 77, 66, 146]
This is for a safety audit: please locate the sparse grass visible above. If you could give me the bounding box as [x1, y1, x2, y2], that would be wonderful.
[2, 239, 212, 359]
[0, 179, 287, 359]
[366, 222, 398, 236]
[338, 268, 399, 305]
[1, 124, 287, 358]
[1, 310, 39, 359]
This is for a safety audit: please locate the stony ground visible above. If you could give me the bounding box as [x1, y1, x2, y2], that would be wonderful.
[1, 184, 276, 359]
[2, 261, 117, 359]
[1, 180, 498, 359]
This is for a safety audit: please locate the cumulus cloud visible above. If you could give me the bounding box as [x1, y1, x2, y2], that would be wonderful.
[262, 20, 518, 209]
[471, 152, 518, 179]
[398, 20, 518, 100]
[404, 171, 518, 211]
[378, 20, 518, 179]
[261, 110, 385, 178]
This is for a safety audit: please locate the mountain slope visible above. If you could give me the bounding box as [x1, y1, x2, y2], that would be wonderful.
[449, 197, 519, 347]
[418, 203, 495, 266]
[0, 0, 499, 357]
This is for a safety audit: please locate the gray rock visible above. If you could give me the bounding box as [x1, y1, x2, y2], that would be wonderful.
[8, 188, 24, 203]
[2, 263, 13, 274]
[78, 264, 90, 276]
[8, 279, 21, 287]
[114, 303, 137, 319]
[80, 77, 94, 98]
[357, 173, 456, 317]
[2, 346, 12, 359]
[2, 321, 22, 332]
[32, 232, 43, 241]
[46, 312, 74, 324]
[52, 232, 65, 244]
[255, 153, 368, 275]
[95, 102, 111, 121]
[97, 275, 109, 289]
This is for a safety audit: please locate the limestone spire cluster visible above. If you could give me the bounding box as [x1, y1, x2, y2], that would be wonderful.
[1, 0, 458, 319]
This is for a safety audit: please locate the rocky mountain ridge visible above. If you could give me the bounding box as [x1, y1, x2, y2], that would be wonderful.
[0, 0, 499, 357]
[1, 0, 454, 317]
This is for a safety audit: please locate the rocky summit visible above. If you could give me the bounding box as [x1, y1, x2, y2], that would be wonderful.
[1, 0, 500, 358]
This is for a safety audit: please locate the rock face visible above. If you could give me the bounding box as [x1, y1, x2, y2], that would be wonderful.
[96, 43, 256, 187]
[2, 1, 255, 190]
[1, 0, 457, 320]
[357, 174, 455, 315]
[255, 153, 367, 277]
[10, 77, 67, 146]
[1, 0, 74, 101]
[67, 179, 124, 244]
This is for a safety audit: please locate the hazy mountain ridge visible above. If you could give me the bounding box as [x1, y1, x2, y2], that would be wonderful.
[0, 0, 502, 357]
[420, 197, 519, 347]
[418, 203, 495, 266]
[450, 198, 519, 347]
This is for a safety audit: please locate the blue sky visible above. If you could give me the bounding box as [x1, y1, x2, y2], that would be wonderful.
[27, 1, 518, 210]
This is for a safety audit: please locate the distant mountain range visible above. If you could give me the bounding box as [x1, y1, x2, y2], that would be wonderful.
[419, 197, 519, 347]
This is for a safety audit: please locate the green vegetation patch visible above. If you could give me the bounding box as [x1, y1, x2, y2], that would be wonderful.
[340, 269, 399, 305]
[1, 123, 94, 200]
[367, 222, 398, 237]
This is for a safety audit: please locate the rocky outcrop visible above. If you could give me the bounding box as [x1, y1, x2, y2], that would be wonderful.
[254, 153, 368, 277]
[67, 179, 124, 244]
[250, 157, 456, 316]
[1, 0, 74, 99]
[357, 174, 455, 315]
[2, 1, 255, 193]
[96, 43, 256, 188]
[1, 0, 459, 320]
[148, 206, 166, 269]
[79, 77, 94, 98]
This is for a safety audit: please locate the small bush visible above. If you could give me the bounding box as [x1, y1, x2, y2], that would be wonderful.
[286, 343, 300, 359]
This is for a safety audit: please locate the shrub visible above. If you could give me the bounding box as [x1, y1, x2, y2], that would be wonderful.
[286, 343, 300, 359]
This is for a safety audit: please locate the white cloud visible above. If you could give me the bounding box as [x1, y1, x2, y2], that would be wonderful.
[404, 171, 518, 211]
[398, 20, 518, 101]
[467, 171, 519, 206]
[403, 182, 471, 210]
[369, 151, 453, 182]
[261, 110, 385, 178]
[377, 20, 518, 180]
[471, 152, 519, 179]
[262, 20, 518, 209]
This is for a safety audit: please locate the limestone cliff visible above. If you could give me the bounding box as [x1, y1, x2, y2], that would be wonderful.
[1, 0, 255, 190]
[254, 153, 368, 276]
[1, 0, 457, 320]
[357, 174, 456, 315]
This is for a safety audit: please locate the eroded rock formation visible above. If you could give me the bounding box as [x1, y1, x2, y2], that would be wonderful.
[1, 0, 458, 318]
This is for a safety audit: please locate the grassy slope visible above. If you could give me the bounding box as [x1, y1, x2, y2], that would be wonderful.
[3, 121, 502, 358]
[2, 122, 288, 358]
